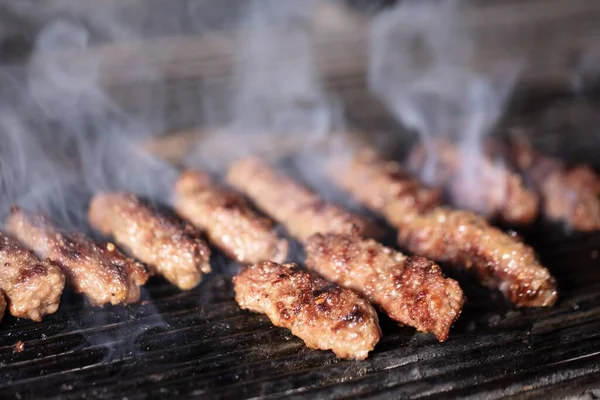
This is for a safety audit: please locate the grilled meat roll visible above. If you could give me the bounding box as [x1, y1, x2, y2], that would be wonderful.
[332, 149, 442, 227]
[227, 157, 374, 242]
[6, 208, 149, 306]
[0, 231, 65, 321]
[233, 261, 381, 360]
[89, 192, 211, 290]
[174, 170, 288, 264]
[408, 138, 539, 225]
[396, 208, 557, 307]
[305, 233, 464, 341]
[510, 138, 600, 231]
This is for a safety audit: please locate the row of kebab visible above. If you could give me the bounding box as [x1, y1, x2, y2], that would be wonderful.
[0, 137, 598, 360]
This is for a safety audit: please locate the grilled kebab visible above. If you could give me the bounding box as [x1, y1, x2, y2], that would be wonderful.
[408, 138, 539, 225]
[305, 233, 464, 341]
[89, 192, 211, 290]
[174, 170, 288, 264]
[227, 157, 374, 242]
[0, 230, 65, 321]
[510, 138, 600, 231]
[233, 260, 381, 360]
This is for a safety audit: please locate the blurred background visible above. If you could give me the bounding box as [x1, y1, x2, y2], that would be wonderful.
[0, 0, 598, 196]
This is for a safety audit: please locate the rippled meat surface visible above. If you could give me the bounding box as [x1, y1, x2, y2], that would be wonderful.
[227, 157, 375, 242]
[89, 192, 211, 290]
[233, 261, 381, 360]
[306, 233, 464, 341]
[0, 231, 65, 321]
[397, 208, 558, 307]
[174, 170, 288, 264]
[6, 209, 149, 306]
[511, 139, 600, 231]
[408, 139, 539, 225]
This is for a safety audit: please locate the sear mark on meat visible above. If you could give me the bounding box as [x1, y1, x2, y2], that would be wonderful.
[330, 149, 442, 227]
[233, 260, 381, 360]
[0, 291, 6, 322]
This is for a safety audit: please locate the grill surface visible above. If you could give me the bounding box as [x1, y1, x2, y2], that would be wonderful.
[0, 213, 599, 399]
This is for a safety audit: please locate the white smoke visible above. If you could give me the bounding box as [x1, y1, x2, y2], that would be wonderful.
[369, 1, 520, 213]
[187, 0, 346, 173]
[0, 0, 352, 226]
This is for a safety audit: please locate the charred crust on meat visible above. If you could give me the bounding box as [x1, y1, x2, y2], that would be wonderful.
[17, 264, 48, 283]
[404, 256, 441, 276]
[341, 305, 365, 324]
[312, 283, 341, 298]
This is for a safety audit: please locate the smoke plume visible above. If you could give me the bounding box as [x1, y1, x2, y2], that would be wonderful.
[369, 1, 521, 215]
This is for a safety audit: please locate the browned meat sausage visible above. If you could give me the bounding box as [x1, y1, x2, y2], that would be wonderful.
[332, 150, 558, 307]
[88, 192, 211, 290]
[233, 261, 381, 360]
[0, 231, 65, 321]
[174, 170, 288, 264]
[396, 208, 557, 307]
[408, 138, 539, 225]
[305, 233, 464, 341]
[510, 138, 600, 231]
[227, 157, 375, 243]
[332, 149, 442, 227]
[6, 208, 149, 306]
